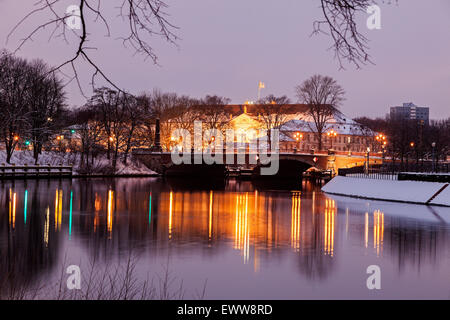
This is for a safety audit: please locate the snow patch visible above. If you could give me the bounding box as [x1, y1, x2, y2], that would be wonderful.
[322, 176, 450, 207]
[0, 150, 157, 176]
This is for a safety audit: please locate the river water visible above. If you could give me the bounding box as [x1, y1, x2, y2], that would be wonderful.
[1, 178, 450, 299]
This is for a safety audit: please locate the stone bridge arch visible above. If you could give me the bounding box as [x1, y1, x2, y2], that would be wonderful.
[252, 155, 320, 179]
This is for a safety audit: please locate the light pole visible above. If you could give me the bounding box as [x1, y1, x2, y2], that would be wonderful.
[327, 129, 337, 150]
[410, 141, 415, 171]
[432, 142, 436, 173]
[366, 147, 370, 175]
[376, 134, 387, 165]
[293, 132, 303, 153]
[347, 136, 352, 156]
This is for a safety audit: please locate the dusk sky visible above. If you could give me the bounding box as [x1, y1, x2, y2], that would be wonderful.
[1, 0, 449, 119]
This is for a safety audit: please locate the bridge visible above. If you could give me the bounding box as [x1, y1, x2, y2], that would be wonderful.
[132, 148, 383, 179]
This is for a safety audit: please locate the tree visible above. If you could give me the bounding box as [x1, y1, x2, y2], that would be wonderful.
[256, 95, 291, 148]
[121, 94, 145, 165]
[197, 95, 231, 131]
[0, 54, 31, 163]
[72, 105, 103, 172]
[295, 75, 345, 151]
[90, 87, 135, 171]
[145, 90, 201, 150]
[257, 95, 291, 130]
[90, 87, 119, 160]
[25, 60, 66, 163]
[135, 93, 157, 148]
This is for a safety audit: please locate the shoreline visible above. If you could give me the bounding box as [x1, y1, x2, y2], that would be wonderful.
[0, 173, 162, 180]
[322, 176, 450, 207]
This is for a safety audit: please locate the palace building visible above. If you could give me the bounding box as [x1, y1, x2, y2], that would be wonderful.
[197, 104, 378, 154]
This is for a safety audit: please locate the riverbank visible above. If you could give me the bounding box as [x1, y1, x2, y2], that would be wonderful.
[322, 176, 450, 207]
[0, 150, 158, 177]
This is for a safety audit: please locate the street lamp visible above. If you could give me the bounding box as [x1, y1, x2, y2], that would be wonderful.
[375, 134, 386, 149]
[293, 132, 303, 142]
[432, 142, 436, 173]
[409, 141, 416, 170]
[375, 134, 387, 164]
[293, 132, 303, 153]
[366, 147, 371, 175]
[327, 129, 337, 149]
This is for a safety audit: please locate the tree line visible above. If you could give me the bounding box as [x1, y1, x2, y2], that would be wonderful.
[0, 51, 66, 164]
[355, 116, 450, 167]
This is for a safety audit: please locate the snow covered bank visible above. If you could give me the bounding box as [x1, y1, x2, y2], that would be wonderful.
[0, 151, 158, 176]
[322, 176, 450, 207]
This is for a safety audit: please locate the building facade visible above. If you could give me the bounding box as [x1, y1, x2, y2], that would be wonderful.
[194, 104, 379, 154]
[390, 102, 429, 124]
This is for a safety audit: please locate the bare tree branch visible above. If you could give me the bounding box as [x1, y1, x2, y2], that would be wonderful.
[313, 0, 397, 69]
[7, 0, 178, 94]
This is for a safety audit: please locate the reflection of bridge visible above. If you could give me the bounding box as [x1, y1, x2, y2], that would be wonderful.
[132, 149, 382, 178]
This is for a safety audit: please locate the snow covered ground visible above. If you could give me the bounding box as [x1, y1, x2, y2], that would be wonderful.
[322, 176, 450, 207]
[0, 150, 157, 176]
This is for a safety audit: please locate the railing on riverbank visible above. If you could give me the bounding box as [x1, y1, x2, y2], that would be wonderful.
[339, 166, 398, 180]
[339, 163, 450, 182]
[0, 164, 73, 179]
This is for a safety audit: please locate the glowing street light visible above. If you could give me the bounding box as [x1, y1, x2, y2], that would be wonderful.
[327, 129, 338, 149]
[376, 134, 387, 148]
[375, 133, 386, 142]
[375, 134, 387, 162]
[366, 147, 371, 175]
[293, 132, 303, 142]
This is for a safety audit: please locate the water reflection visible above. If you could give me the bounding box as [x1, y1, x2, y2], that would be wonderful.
[1, 178, 450, 298]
